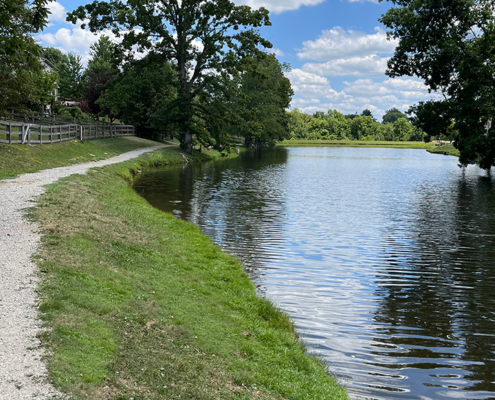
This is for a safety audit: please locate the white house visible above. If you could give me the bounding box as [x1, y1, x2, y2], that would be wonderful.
[40, 57, 59, 101]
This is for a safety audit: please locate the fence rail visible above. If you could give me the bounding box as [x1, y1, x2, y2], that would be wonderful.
[0, 120, 135, 144]
[9, 111, 125, 127]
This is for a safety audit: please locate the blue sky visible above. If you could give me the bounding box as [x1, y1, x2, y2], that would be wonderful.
[37, 0, 433, 121]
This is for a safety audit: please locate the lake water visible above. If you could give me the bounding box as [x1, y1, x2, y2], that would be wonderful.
[134, 147, 495, 399]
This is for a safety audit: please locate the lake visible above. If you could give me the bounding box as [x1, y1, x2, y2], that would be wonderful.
[134, 147, 495, 399]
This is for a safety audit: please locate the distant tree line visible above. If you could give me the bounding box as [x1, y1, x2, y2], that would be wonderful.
[288, 108, 428, 142]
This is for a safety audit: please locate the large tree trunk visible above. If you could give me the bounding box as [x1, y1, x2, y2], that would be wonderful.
[184, 127, 193, 154]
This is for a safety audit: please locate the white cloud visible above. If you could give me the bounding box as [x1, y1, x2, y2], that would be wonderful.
[233, 0, 378, 13]
[342, 78, 429, 98]
[297, 26, 398, 62]
[288, 24, 431, 119]
[271, 48, 285, 57]
[286, 70, 435, 120]
[286, 69, 344, 100]
[47, 1, 67, 24]
[38, 26, 121, 64]
[302, 55, 389, 77]
[233, 0, 325, 13]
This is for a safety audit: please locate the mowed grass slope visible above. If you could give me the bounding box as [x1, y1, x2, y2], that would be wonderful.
[34, 147, 348, 400]
[0, 136, 164, 180]
[427, 143, 460, 157]
[277, 139, 436, 149]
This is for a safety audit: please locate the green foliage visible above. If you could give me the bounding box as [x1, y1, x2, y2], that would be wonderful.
[277, 139, 435, 149]
[382, 107, 406, 124]
[393, 117, 413, 141]
[379, 0, 495, 169]
[0, 58, 58, 115]
[86, 36, 116, 77]
[100, 55, 178, 139]
[43, 47, 66, 65]
[234, 53, 293, 147]
[85, 36, 118, 118]
[58, 106, 91, 120]
[68, 0, 272, 153]
[349, 115, 374, 140]
[59, 53, 85, 98]
[361, 109, 376, 122]
[0, 0, 51, 57]
[427, 143, 460, 157]
[43, 48, 86, 98]
[288, 109, 312, 139]
[287, 108, 424, 142]
[0, 0, 54, 115]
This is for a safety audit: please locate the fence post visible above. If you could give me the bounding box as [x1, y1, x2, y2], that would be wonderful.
[8, 122, 11, 144]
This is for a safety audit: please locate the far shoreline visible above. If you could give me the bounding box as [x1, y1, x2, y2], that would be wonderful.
[276, 139, 436, 149]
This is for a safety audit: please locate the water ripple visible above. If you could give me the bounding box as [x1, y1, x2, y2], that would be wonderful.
[135, 147, 495, 399]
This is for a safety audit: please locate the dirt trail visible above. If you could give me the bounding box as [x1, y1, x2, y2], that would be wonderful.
[0, 146, 165, 399]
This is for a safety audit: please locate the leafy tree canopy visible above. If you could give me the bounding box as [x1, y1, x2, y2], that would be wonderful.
[99, 54, 178, 138]
[236, 52, 293, 147]
[382, 107, 406, 124]
[379, 0, 495, 169]
[84, 36, 118, 117]
[1, 0, 54, 115]
[1, 0, 51, 59]
[68, 0, 272, 152]
[43, 47, 66, 66]
[86, 36, 117, 77]
[43, 47, 85, 98]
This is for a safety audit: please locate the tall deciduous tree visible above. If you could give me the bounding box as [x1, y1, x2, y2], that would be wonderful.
[100, 54, 178, 138]
[68, 0, 272, 153]
[43, 48, 85, 98]
[236, 53, 293, 147]
[85, 36, 118, 118]
[379, 0, 495, 169]
[382, 107, 406, 124]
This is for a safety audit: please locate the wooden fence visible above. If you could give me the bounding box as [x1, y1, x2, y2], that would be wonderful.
[0, 120, 135, 144]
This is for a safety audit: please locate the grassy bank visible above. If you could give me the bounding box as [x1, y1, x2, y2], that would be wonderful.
[277, 139, 436, 149]
[427, 143, 460, 157]
[33, 146, 348, 400]
[0, 137, 166, 180]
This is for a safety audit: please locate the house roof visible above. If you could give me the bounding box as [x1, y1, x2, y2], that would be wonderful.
[40, 57, 58, 71]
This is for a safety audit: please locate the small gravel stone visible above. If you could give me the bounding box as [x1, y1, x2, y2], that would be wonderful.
[0, 146, 165, 400]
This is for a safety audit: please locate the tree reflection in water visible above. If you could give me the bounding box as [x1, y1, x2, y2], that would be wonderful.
[374, 172, 495, 396]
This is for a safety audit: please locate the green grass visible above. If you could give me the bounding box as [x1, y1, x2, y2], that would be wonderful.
[277, 139, 436, 149]
[427, 143, 460, 157]
[0, 137, 165, 180]
[34, 147, 348, 400]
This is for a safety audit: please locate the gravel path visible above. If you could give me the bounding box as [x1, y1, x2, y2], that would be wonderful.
[0, 146, 166, 399]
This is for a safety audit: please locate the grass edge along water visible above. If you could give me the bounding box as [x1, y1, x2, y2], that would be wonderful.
[33, 146, 349, 399]
[277, 139, 436, 149]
